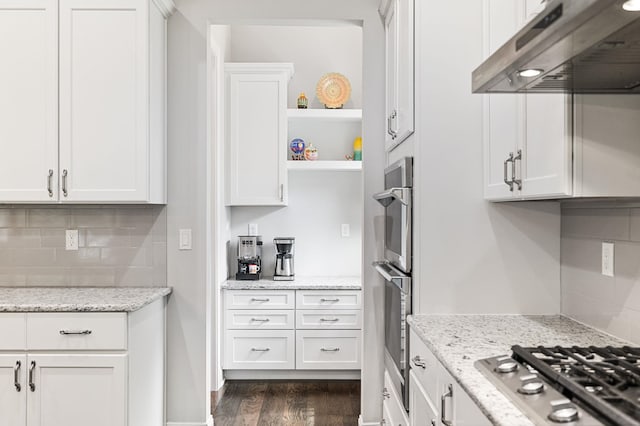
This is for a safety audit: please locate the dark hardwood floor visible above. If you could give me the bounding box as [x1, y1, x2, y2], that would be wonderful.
[212, 380, 361, 426]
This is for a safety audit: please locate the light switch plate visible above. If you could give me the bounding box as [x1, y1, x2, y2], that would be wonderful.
[179, 229, 192, 250]
[341, 224, 350, 237]
[248, 223, 258, 236]
[602, 242, 614, 277]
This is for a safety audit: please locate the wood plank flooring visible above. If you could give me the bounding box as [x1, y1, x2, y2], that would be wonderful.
[212, 380, 361, 426]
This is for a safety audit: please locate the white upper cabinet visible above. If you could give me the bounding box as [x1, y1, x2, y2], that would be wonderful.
[483, 0, 572, 201]
[225, 63, 294, 206]
[0, 0, 172, 204]
[0, 1, 58, 202]
[382, 0, 414, 151]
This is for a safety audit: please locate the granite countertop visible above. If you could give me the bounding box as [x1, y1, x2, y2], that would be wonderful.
[221, 276, 361, 290]
[407, 314, 630, 426]
[0, 287, 172, 312]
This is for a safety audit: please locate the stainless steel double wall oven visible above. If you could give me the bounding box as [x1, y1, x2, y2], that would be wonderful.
[374, 157, 413, 411]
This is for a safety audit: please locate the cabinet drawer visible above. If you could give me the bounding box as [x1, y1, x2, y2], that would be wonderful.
[296, 309, 362, 329]
[384, 369, 409, 426]
[26, 313, 127, 350]
[409, 328, 439, 404]
[225, 310, 294, 330]
[225, 290, 295, 310]
[296, 291, 361, 310]
[224, 330, 294, 370]
[295, 330, 361, 370]
[0, 313, 26, 350]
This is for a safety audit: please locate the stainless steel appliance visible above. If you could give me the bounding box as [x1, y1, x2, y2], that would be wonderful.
[374, 157, 413, 274]
[476, 345, 640, 425]
[473, 0, 640, 94]
[235, 235, 262, 280]
[374, 156, 413, 411]
[273, 237, 295, 281]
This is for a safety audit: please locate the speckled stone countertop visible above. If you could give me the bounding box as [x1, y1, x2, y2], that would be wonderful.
[0, 287, 172, 312]
[221, 276, 361, 290]
[407, 314, 630, 426]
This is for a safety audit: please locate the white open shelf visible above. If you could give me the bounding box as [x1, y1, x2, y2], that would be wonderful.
[287, 161, 362, 172]
[287, 108, 362, 122]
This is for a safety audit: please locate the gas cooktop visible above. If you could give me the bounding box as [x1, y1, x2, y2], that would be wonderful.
[476, 345, 640, 425]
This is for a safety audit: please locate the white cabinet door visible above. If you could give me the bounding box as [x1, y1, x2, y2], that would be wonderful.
[59, 0, 149, 202]
[226, 64, 292, 206]
[409, 371, 438, 426]
[0, 355, 26, 426]
[384, 0, 414, 151]
[483, 0, 523, 200]
[0, 0, 58, 202]
[27, 354, 126, 426]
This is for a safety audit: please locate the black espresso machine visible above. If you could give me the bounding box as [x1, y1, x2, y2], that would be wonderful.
[235, 235, 262, 280]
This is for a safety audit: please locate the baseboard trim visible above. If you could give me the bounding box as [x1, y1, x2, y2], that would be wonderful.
[224, 370, 361, 380]
[167, 418, 213, 426]
[358, 414, 380, 426]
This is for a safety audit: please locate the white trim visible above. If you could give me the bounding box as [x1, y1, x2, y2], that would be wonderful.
[224, 370, 360, 380]
[167, 420, 212, 426]
[151, 0, 175, 18]
[358, 414, 381, 426]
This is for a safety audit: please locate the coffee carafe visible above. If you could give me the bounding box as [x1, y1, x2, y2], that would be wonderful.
[273, 237, 295, 281]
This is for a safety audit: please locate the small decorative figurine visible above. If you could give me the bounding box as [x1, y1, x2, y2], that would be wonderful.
[290, 138, 306, 161]
[297, 93, 308, 109]
[304, 144, 318, 161]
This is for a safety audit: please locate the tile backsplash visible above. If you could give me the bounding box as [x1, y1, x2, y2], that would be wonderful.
[561, 205, 640, 344]
[0, 205, 166, 287]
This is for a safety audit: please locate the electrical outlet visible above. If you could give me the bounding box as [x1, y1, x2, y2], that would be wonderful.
[248, 223, 259, 236]
[602, 242, 614, 277]
[179, 229, 192, 250]
[341, 224, 350, 237]
[65, 229, 79, 251]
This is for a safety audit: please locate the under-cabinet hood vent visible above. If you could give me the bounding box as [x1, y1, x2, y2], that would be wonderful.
[472, 0, 640, 94]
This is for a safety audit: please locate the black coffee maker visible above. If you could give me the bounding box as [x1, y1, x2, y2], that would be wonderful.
[236, 236, 262, 280]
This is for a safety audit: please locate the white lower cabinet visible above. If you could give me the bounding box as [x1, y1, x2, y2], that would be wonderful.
[409, 329, 490, 426]
[223, 289, 362, 373]
[382, 369, 409, 426]
[0, 299, 165, 426]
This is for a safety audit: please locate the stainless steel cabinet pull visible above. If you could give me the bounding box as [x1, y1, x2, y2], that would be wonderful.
[251, 347, 270, 352]
[279, 184, 284, 202]
[320, 318, 340, 322]
[320, 298, 340, 302]
[412, 355, 426, 369]
[512, 149, 522, 190]
[441, 384, 453, 426]
[14, 361, 21, 392]
[59, 329, 92, 335]
[321, 347, 340, 352]
[250, 318, 270, 322]
[62, 169, 68, 197]
[431, 420, 437, 426]
[28, 361, 35, 392]
[47, 169, 53, 197]
[387, 110, 398, 139]
[250, 298, 270, 302]
[382, 387, 390, 399]
[503, 152, 514, 191]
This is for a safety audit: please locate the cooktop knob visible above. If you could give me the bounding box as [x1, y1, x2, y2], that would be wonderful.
[495, 356, 519, 373]
[517, 374, 545, 395]
[548, 399, 579, 423]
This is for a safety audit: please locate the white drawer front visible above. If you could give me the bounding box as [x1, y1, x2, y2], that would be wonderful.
[0, 313, 26, 350]
[384, 369, 409, 426]
[295, 330, 361, 370]
[224, 330, 294, 370]
[296, 291, 361, 310]
[26, 313, 127, 350]
[409, 328, 439, 404]
[225, 310, 294, 330]
[225, 290, 295, 310]
[296, 309, 362, 330]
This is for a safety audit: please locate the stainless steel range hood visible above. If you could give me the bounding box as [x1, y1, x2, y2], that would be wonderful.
[472, 0, 640, 93]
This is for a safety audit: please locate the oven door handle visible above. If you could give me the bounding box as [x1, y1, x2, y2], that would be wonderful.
[373, 261, 411, 293]
[373, 187, 411, 207]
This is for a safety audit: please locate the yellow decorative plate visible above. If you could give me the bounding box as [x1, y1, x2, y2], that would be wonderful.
[316, 73, 351, 109]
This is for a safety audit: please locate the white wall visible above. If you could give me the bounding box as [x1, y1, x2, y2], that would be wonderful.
[411, 0, 561, 315]
[230, 25, 363, 109]
[167, 1, 385, 425]
[230, 172, 362, 277]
